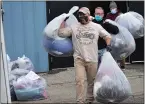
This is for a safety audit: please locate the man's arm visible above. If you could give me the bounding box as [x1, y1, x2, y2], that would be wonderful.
[99, 25, 112, 45]
[99, 28, 112, 52]
[58, 21, 73, 38]
[102, 22, 119, 34]
[104, 36, 111, 46]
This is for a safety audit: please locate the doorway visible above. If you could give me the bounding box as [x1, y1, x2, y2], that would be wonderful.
[128, 1, 144, 63]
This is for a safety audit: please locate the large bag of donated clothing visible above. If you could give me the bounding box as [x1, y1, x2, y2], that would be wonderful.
[13, 71, 48, 101]
[93, 52, 132, 103]
[115, 11, 144, 39]
[7, 55, 37, 101]
[43, 6, 79, 57]
[105, 19, 136, 60]
[9, 55, 35, 84]
[16, 55, 34, 71]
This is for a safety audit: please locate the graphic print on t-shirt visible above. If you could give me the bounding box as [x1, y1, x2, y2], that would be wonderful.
[76, 26, 95, 45]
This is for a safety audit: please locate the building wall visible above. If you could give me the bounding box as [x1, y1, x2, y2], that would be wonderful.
[1, 17, 11, 103]
[3, 1, 49, 72]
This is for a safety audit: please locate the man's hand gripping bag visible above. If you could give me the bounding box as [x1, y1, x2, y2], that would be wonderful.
[93, 52, 132, 103]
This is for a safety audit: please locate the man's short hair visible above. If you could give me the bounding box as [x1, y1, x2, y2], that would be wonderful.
[95, 7, 104, 12]
[95, 7, 104, 11]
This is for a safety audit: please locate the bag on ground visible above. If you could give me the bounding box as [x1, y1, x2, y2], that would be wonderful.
[16, 55, 34, 71]
[13, 71, 48, 101]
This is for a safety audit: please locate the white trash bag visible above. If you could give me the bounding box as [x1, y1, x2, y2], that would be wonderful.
[13, 71, 48, 101]
[7, 54, 15, 73]
[9, 74, 17, 85]
[105, 19, 136, 60]
[43, 6, 79, 57]
[43, 6, 79, 39]
[93, 52, 132, 103]
[10, 68, 30, 78]
[115, 11, 144, 39]
[16, 55, 34, 71]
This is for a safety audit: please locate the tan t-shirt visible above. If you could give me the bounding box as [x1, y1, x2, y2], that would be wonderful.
[58, 21, 111, 62]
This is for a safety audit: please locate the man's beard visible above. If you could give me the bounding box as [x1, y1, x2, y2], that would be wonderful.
[78, 16, 89, 24]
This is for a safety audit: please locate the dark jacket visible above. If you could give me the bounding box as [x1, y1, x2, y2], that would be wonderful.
[92, 19, 119, 50]
[105, 10, 121, 21]
[93, 19, 107, 50]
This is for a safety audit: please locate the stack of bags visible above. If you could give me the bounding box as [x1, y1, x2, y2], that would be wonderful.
[7, 55, 48, 101]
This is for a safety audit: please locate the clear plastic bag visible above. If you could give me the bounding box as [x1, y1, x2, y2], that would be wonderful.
[43, 35, 73, 57]
[9, 74, 17, 86]
[43, 6, 79, 57]
[115, 11, 144, 39]
[16, 55, 34, 71]
[105, 19, 136, 60]
[10, 68, 30, 77]
[98, 49, 106, 66]
[93, 52, 132, 103]
[43, 6, 79, 39]
[13, 73, 47, 101]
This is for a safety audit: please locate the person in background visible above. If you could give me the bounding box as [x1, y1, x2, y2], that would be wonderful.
[93, 7, 106, 61]
[93, 7, 119, 66]
[106, 1, 126, 70]
[93, 7, 105, 25]
[58, 7, 112, 103]
[105, 1, 122, 21]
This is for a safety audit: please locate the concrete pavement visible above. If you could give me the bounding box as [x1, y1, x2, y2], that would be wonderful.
[13, 64, 144, 103]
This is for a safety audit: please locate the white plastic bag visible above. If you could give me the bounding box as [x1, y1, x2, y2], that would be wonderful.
[9, 74, 17, 85]
[93, 52, 132, 103]
[43, 6, 79, 39]
[43, 6, 79, 57]
[16, 55, 34, 71]
[115, 11, 144, 39]
[10, 68, 30, 76]
[13, 71, 47, 101]
[6, 54, 15, 73]
[43, 14, 78, 57]
[105, 19, 136, 60]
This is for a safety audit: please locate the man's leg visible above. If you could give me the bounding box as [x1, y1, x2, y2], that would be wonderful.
[74, 58, 86, 103]
[85, 62, 98, 103]
[120, 57, 126, 70]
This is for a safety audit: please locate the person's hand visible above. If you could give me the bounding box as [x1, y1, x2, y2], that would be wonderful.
[106, 45, 112, 52]
[89, 16, 95, 21]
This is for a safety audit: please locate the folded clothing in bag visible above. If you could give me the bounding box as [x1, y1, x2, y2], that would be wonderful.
[13, 72, 48, 101]
[94, 52, 132, 103]
[14, 85, 47, 101]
